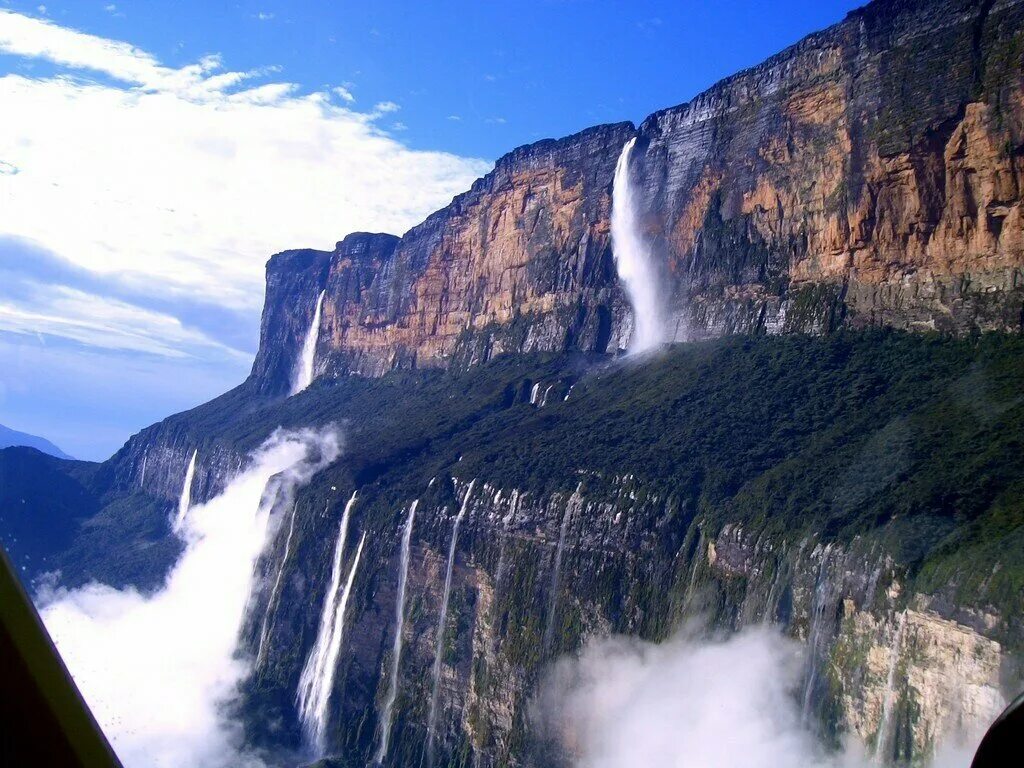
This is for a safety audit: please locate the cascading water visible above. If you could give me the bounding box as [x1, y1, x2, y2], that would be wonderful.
[291, 289, 326, 396]
[175, 449, 198, 529]
[255, 502, 299, 669]
[542, 483, 580, 654]
[427, 481, 476, 765]
[530, 382, 541, 405]
[874, 611, 908, 763]
[296, 491, 359, 752]
[611, 137, 665, 354]
[801, 546, 834, 725]
[374, 500, 418, 766]
[39, 428, 341, 767]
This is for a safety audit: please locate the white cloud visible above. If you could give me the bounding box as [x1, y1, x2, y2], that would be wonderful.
[538, 627, 990, 768]
[485, 116, 507, 124]
[0, 9, 490, 325]
[256, 12, 274, 21]
[447, 114, 462, 121]
[391, 121, 408, 131]
[0, 284, 247, 359]
[40, 427, 343, 767]
[372, 99, 400, 114]
[332, 84, 355, 103]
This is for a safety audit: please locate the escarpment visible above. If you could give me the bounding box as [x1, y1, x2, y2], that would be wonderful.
[250, 0, 1024, 395]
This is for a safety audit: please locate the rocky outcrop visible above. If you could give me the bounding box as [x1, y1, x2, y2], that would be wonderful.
[248, 0, 1024, 394]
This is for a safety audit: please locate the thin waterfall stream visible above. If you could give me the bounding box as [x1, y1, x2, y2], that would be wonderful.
[426, 480, 476, 765]
[374, 500, 418, 765]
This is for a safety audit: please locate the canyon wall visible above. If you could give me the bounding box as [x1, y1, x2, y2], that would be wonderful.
[250, 0, 1024, 394]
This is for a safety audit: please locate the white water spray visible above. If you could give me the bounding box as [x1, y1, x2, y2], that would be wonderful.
[39, 427, 341, 768]
[292, 289, 326, 395]
[427, 481, 476, 763]
[530, 382, 541, 405]
[874, 611, 908, 763]
[611, 137, 664, 353]
[175, 449, 198, 529]
[255, 502, 299, 669]
[374, 500, 418, 765]
[297, 491, 360, 751]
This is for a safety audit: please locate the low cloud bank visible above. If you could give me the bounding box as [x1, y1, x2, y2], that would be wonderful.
[39, 426, 341, 767]
[538, 626, 984, 768]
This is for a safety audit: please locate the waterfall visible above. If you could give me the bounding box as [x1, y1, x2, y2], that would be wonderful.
[529, 382, 541, 405]
[683, 532, 704, 610]
[255, 502, 299, 669]
[374, 500, 418, 766]
[292, 289, 326, 396]
[875, 611, 908, 763]
[175, 449, 198, 529]
[543, 484, 580, 654]
[296, 491, 360, 752]
[540, 384, 553, 407]
[139, 452, 148, 486]
[800, 546, 834, 725]
[611, 137, 664, 353]
[427, 481, 476, 765]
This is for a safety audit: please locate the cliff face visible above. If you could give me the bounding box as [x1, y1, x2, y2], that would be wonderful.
[244, 475, 1012, 768]
[634, 0, 1024, 339]
[249, 0, 1024, 394]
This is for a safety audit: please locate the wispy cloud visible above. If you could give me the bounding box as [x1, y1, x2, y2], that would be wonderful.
[0, 9, 489, 318]
[332, 84, 355, 103]
[0, 284, 248, 360]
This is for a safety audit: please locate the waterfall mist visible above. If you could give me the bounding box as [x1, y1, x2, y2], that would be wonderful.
[38, 426, 342, 768]
[537, 626, 989, 768]
[374, 500, 418, 765]
[291, 289, 326, 395]
[610, 137, 665, 354]
[296, 491, 364, 754]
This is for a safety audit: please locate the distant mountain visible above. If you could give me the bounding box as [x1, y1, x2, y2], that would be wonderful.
[0, 423, 73, 460]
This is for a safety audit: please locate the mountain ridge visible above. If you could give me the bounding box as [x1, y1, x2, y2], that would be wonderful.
[0, 423, 72, 460]
[247, 0, 1024, 396]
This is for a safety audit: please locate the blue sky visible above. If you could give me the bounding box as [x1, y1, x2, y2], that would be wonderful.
[0, 0, 858, 459]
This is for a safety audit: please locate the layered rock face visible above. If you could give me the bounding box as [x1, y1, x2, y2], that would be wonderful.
[250, 0, 1024, 394]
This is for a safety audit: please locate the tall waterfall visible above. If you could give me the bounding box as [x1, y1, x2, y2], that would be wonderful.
[427, 481, 475, 765]
[875, 610, 908, 763]
[255, 502, 299, 669]
[542, 483, 579, 654]
[296, 491, 362, 752]
[611, 137, 664, 353]
[175, 449, 198, 529]
[374, 500, 418, 766]
[292, 289, 326, 396]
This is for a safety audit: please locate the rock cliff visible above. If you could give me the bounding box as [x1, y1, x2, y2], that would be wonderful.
[250, 0, 1024, 395]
